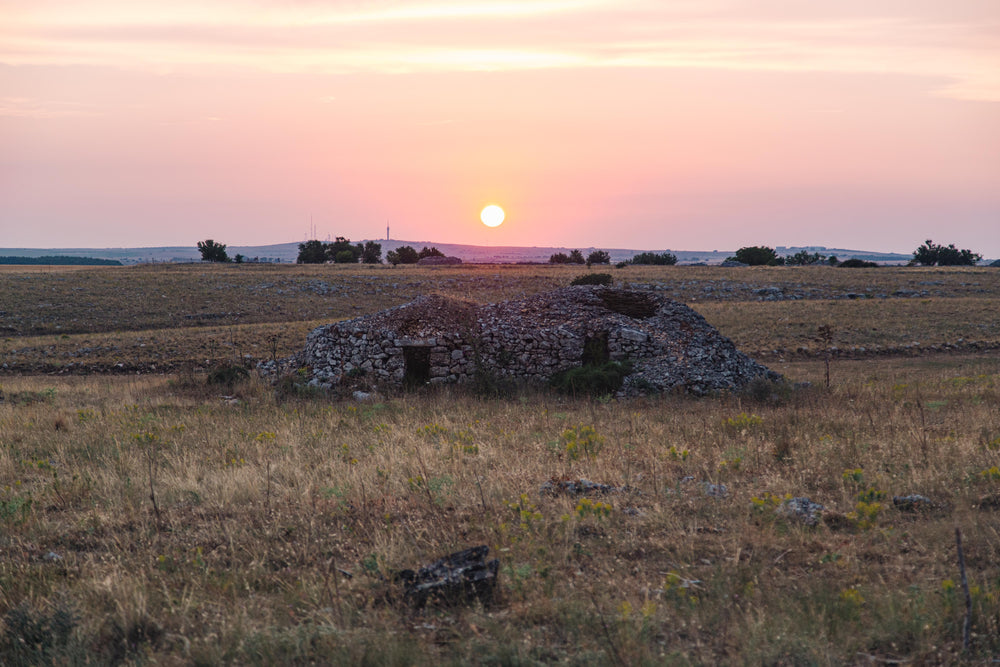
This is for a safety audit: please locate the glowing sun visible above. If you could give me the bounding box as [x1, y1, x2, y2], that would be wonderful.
[480, 205, 505, 228]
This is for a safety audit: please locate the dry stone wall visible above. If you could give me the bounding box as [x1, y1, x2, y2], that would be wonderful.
[292, 285, 778, 395]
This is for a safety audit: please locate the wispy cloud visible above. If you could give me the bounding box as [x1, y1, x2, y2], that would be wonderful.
[1, 1, 997, 100]
[0, 96, 100, 118]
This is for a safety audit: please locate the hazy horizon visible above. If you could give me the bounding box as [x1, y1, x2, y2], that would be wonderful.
[2, 1, 998, 255]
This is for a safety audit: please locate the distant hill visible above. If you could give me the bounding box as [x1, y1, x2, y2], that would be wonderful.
[0, 255, 122, 266]
[0, 242, 921, 265]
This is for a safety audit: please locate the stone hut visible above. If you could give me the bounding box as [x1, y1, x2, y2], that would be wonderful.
[295, 285, 777, 394]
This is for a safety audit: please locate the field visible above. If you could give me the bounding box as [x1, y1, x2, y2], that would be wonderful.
[1, 263, 999, 665]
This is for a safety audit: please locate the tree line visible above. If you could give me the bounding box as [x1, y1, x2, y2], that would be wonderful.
[296, 238, 383, 264]
[197, 238, 985, 267]
[724, 240, 982, 267]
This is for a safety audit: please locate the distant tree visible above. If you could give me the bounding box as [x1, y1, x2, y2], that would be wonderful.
[334, 249, 356, 264]
[910, 239, 981, 266]
[786, 250, 827, 266]
[549, 252, 570, 264]
[586, 250, 611, 267]
[197, 239, 229, 263]
[568, 249, 585, 264]
[361, 241, 382, 264]
[387, 245, 420, 265]
[827, 255, 839, 266]
[728, 246, 782, 266]
[418, 246, 445, 259]
[838, 258, 879, 268]
[630, 251, 678, 266]
[297, 240, 328, 264]
[328, 237, 361, 263]
[234, 254, 245, 264]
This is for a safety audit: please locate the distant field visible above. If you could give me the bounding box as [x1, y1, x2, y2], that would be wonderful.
[1, 263, 999, 664]
[1, 263, 998, 373]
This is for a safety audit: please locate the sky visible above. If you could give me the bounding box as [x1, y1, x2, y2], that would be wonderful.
[1, 0, 998, 255]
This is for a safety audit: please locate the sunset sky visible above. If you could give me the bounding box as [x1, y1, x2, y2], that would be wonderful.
[2, 1, 998, 255]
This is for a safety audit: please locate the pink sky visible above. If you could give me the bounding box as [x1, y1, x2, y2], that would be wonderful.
[2, 0, 998, 255]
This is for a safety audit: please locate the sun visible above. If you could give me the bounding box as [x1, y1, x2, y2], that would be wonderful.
[480, 205, 505, 228]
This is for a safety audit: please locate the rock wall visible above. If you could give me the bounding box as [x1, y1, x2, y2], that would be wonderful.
[293, 286, 778, 395]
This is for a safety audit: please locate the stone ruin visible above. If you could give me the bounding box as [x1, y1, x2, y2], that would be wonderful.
[290, 285, 778, 395]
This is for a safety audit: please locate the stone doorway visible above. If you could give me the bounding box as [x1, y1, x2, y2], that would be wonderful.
[403, 346, 432, 387]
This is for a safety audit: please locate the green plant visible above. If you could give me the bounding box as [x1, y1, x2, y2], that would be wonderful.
[723, 412, 763, 433]
[570, 273, 613, 286]
[550, 361, 633, 396]
[206, 362, 249, 388]
[838, 258, 879, 268]
[573, 497, 612, 520]
[0, 482, 33, 525]
[561, 425, 605, 460]
[586, 250, 611, 266]
[1, 599, 80, 665]
[910, 239, 981, 266]
[727, 246, 783, 266]
[197, 239, 229, 262]
[629, 251, 677, 266]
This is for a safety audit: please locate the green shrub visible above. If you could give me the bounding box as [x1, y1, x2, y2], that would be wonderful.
[838, 258, 879, 268]
[550, 360, 633, 396]
[274, 368, 323, 400]
[630, 251, 678, 265]
[206, 362, 249, 388]
[570, 273, 613, 286]
[727, 246, 783, 266]
[1, 599, 82, 665]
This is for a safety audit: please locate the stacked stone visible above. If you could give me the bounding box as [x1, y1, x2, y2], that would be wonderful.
[293, 286, 778, 394]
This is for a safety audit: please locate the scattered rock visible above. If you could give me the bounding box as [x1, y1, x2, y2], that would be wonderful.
[352, 390, 376, 401]
[776, 497, 825, 526]
[540, 478, 631, 496]
[702, 483, 729, 498]
[418, 256, 463, 265]
[396, 545, 499, 608]
[892, 494, 935, 512]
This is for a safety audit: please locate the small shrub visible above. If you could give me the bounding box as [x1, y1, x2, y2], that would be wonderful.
[740, 376, 791, 404]
[206, 362, 249, 389]
[274, 368, 323, 400]
[550, 360, 633, 396]
[561, 425, 605, 460]
[1, 599, 81, 665]
[629, 251, 678, 266]
[838, 258, 879, 268]
[570, 273, 613, 286]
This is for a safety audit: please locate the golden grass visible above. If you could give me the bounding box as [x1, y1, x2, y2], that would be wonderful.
[2, 263, 1000, 663]
[3, 263, 999, 373]
[1, 355, 999, 663]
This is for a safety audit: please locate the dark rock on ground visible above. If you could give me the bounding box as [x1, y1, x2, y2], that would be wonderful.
[396, 546, 499, 608]
[540, 478, 631, 496]
[892, 494, 936, 512]
[777, 497, 825, 526]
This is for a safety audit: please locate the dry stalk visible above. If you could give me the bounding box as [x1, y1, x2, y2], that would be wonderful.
[146, 446, 162, 525]
[955, 527, 972, 652]
[588, 590, 625, 667]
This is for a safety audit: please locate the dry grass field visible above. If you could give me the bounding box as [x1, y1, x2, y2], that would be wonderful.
[1, 263, 999, 665]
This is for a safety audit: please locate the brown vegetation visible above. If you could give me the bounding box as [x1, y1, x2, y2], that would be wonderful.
[0, 263, 999, 663]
